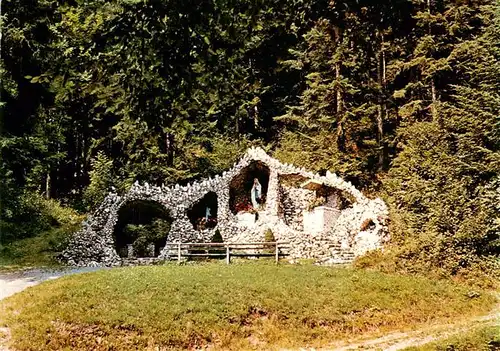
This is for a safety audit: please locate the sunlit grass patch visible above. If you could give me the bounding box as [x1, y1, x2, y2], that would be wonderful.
[0, 262, 496, 350]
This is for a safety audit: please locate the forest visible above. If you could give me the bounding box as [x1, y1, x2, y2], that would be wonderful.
[1, 0, 498, 280]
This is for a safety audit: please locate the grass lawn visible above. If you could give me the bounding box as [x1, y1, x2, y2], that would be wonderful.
[0, 262, 496, 350]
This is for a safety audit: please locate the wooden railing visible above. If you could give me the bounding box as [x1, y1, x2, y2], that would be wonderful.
[164, 242, 290, 264]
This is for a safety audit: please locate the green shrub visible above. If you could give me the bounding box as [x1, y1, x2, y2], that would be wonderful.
[0, 191, 83, 245]
[208, 229, 225, 256]
[0, 190, 85, 266]
[355, 245, 499, 289]
[211, 229, 224, 243]
[354, 249, 389, 269]
[264, 229, 275, 243]
[273, 130, 375, 188]
[263, 229, 276, 254]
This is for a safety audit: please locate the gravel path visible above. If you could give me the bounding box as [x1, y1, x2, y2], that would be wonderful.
[0, 267, 106, 301]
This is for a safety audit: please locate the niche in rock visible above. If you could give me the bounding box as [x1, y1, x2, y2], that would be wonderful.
[360, 218, 376, 231]
[328, 189, 355, 210]
[304, 185, 355, 211]
[299, 181, 357, 234]
[229, 161, 270, 214]
[113, 200, 172, 258]
[188, 192, 218, 231]
[277, 174, 313, 227]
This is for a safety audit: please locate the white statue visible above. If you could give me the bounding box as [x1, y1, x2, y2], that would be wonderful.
[251, 178, 262, 209]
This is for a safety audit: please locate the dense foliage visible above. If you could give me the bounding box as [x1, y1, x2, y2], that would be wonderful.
[1, 0, 498, 277]
[123, 219, 172, 257]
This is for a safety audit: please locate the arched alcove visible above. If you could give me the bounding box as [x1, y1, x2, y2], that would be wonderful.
[187, 192, 218, 230]
[317, 188, 355, 210]
[229, 161, 270, 214]
[113, 200, 172, 258]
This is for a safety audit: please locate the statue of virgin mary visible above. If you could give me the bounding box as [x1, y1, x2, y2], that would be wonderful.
[251, 178, 262, 209]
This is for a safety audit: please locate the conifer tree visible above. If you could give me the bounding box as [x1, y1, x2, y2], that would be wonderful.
[385, 1, 499, 275]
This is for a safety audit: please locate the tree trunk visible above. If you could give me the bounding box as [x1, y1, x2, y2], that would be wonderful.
[75, 129, 81, 190]
[333, 25, 343, 114]
[253, 105, 259, 129]
[377, 34, 387, 168]
[431, 78, 437, 121]
[235, 114, 240, 136]
[46, 171, 51, 199]
[427, 0, 438, 121]
[81, 126, 87, 193]
[336, 62, 342, 114]
[166, 133, 175, 166]
[382, 37, 388, 168]
[427, 0, 432, 29]
[333, 25, 344, 150]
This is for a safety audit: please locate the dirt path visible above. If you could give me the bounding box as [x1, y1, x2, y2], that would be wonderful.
[326, 309, 499, 350]
[299, 297, 499, 351]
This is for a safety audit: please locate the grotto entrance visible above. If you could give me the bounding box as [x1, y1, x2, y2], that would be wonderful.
[300, 180, 356, 234]
[229, 161, 270, 214]
[113, 200, 172, 258]
[187, 192, 218, 231]
[300, 180, 355, 211]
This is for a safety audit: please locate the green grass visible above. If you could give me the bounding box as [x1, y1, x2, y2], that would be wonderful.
[0, 194, 84, 271]
[0, 262, 496, 350]
[0, 228, 68, 270]
[403, 326, 500, 350]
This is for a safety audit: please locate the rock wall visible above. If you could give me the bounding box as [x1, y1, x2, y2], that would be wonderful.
[279, 185, 315, 231]
[303, 206, 340, 235]
[60, 147, 389, 266]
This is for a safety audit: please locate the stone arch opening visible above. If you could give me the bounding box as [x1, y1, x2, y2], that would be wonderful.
[301, 184, 355, 234]
[113, 200, 172, 258]
[187, 192, 218, 230]
[229, 161, 270, 214]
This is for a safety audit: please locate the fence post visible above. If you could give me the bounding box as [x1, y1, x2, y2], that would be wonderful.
[226, 245, 230, 265]
[275, 242, 279, 264]
[177, 242, 181, 264]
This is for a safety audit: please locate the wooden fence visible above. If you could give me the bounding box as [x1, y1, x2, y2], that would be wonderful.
[164, 242, 290, 264]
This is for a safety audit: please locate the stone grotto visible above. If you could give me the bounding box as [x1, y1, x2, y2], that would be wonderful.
[60, 147, 389, 266]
